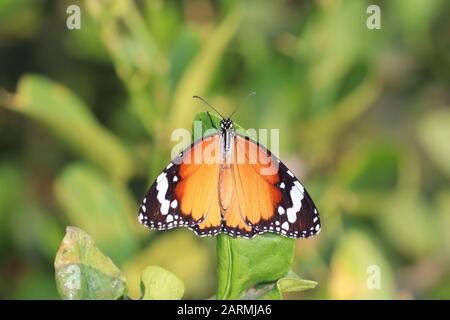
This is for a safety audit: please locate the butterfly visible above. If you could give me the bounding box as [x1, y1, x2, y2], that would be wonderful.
[138, 94, 321, 239]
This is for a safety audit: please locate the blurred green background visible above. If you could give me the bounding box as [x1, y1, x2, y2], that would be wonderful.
[0, 0, 449, 299]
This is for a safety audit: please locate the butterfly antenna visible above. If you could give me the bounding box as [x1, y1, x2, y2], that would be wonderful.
[193, 95, 225, 119]
[229, 91, 256, 119]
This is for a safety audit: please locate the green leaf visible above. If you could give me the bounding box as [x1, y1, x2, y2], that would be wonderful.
[240, 270, 317, 300]
[54, 226, 127, 300]
[216, 234, 295, 299]
[7, 75, 135, 181]
[54, 163, 139, 264]
[140, 266, 184, 300]
[276, 271, 318, 293]
[417, 109, 450, 178]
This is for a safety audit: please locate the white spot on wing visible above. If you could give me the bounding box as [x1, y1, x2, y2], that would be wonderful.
[287, 170, 294, 177]
[294, 180, 304, 193]
[286, 185, 303, 223]
[157, 172, 166, 183]
[171, 200, 178, 208]
[280, 182, 285, 189]
[156, 173, 170, 215]
[278, 206, 285, 215]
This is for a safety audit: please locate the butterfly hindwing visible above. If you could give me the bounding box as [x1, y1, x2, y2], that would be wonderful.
[252, 159, 321, 238]
[220, 187, 262, 238]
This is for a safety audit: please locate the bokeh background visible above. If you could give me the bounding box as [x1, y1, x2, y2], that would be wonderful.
[1, 0, 449, 299]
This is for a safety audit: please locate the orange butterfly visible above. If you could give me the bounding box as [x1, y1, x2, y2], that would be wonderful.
[138, 95, 321, 239]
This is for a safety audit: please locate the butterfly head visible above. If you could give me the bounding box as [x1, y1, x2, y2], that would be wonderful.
[220, 118, 233, 130]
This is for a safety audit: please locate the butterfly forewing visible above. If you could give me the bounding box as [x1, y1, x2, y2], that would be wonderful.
[139, 134, 223, 235]
[138, 155, 201, 230]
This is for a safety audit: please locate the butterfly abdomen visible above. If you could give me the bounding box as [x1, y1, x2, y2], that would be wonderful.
[218, 132, 234, 211]
[219, 165, 233, 211]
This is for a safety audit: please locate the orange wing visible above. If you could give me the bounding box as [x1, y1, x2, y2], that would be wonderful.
[138, 134, 222, 236]
[219, 135, 281, 238]
[227, 134, 321, 239]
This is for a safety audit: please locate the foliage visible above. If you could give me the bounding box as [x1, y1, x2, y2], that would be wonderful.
[54, 227, 183, 300]
[216, 234, 313, 299]
[55, 227, 128, 300]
